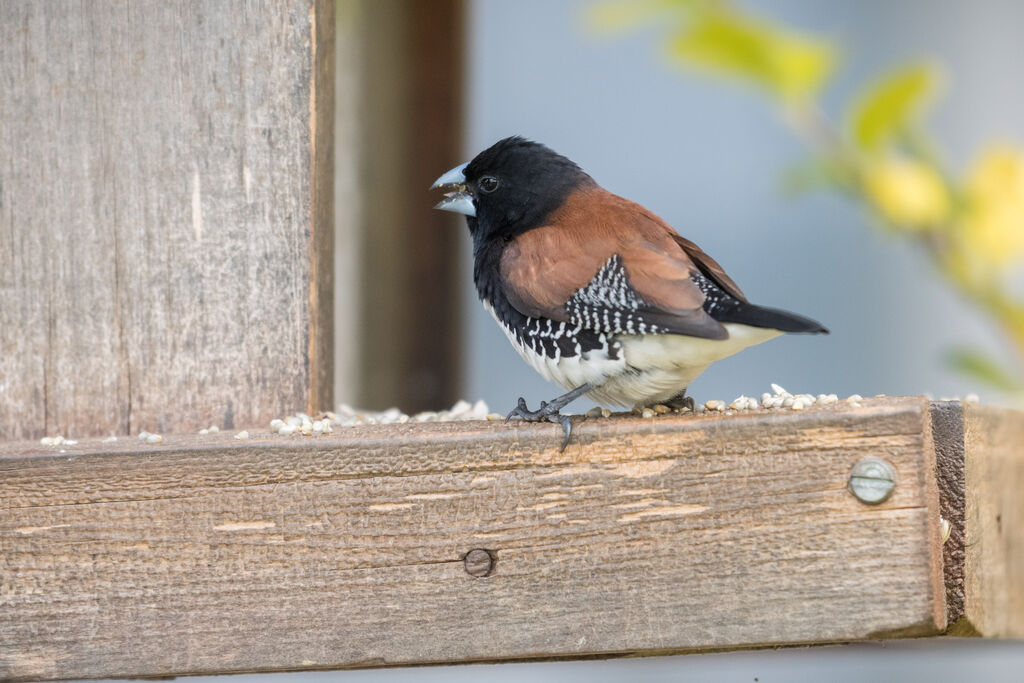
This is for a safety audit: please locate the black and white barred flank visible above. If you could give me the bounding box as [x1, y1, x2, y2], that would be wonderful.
[566, 254, 666, 337]
[691, 270, 741, 317]
[513, 315, 622, 363]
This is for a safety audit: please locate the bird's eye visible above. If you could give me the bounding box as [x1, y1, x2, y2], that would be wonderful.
[478, 176, 499, 193]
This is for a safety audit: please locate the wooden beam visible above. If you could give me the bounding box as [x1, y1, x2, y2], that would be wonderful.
[0, 398, 969, 681]
[0, 0, 334, 441]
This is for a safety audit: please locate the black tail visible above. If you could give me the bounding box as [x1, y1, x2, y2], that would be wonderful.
[715, 301, 829, 334]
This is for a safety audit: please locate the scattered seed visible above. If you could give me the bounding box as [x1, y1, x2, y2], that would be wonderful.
[964, 393, 980, 404]
[103, 436, 118, 443]
[653, 404, 671, 414]
[486, 412, 503, 421]
[278, 424, 297, 436]
[234, 431, 249, 440]
[586, 406, 603, 418]
[729, 396, 756, 411]
[601, 408, 611, 418]
[146, 434, 163, 444]
[641, 408, 655, 418]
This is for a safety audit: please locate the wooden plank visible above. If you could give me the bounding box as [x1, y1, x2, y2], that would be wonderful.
[0, 398, 946, 681]
[952, 404, 1024, 636]
[0, 0, 334, 441]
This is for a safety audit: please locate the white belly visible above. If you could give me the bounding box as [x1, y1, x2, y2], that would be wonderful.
[589, 324, 782, 407]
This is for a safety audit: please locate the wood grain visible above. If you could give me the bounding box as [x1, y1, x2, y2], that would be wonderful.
[0, 398, 946, 681]
[955, 404, 1024, 637]
[0, 0, 334, 441]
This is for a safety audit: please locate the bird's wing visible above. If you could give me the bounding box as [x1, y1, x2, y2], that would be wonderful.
[499, 189, 728, 340]
[669, 233, 747, 302]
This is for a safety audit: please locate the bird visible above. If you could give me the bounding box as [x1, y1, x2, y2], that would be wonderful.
[431, 136, 828, 449]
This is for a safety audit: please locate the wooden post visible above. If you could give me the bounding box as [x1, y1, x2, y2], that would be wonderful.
[0, 0, 335, 440]
[4, 398, 1019, 682]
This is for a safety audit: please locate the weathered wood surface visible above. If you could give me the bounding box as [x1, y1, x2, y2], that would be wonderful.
[0, 398, 952, 681]
[954, 404, 1024, 637]
[0, 0, 335, 441]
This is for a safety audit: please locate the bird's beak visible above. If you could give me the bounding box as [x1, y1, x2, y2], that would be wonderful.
[430, 162, 475, 217]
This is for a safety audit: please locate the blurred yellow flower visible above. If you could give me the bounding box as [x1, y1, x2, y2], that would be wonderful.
[962, 146, 1024, 269]
[863, 157, 950, 228]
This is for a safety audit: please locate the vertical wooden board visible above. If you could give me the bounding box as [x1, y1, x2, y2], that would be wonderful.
[0, 400, 946, 681]
[960, 405, 1024, 637]
[356, 0, 464, 413]
[0, 0, 333, 440]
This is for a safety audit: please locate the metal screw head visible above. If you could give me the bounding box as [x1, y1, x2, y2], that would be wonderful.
[848, 457, 896, 505]
[463, 549, 494, 577]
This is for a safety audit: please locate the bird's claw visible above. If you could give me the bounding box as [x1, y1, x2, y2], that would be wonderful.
[505, 396, 555, 422]
[505, 396, 574, 452]
[666, 394, 696, 412]
[505, 397, 532, 423]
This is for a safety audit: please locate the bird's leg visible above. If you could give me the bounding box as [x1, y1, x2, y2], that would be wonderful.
[506, 383, 594, 451]
[664, 389, 695, 412]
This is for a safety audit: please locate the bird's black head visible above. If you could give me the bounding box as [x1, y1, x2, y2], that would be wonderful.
[431, 136, 595, 246]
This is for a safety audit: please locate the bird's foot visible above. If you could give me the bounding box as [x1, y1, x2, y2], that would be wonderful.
[506, 397, 574, 451]
[665, 393, 696, 412]
[504, 383, 594, 452]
